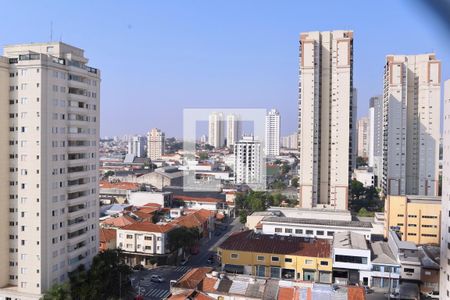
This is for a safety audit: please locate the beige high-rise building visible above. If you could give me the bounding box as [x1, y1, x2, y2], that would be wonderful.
[357, 116, 369, 159]
[0, 42, 100, 299]
[298, 30, 354, 210]
[208, 112, 224, 148]
[147, 128, 165, 160]
[382, 54, 441, 197]
[440, 79, 450, 299]
[226, 114, 240, 148]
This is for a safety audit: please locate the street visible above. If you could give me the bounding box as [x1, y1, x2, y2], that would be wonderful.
[129, 216, 243, 299]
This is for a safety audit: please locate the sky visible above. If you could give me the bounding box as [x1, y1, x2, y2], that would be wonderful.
[1, 0, 449, 138]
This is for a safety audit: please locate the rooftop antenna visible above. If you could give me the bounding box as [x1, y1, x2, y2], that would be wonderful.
[50, 21, 53, 41]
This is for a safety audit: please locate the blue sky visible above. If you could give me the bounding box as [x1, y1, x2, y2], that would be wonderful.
[1, 0, 449, 137]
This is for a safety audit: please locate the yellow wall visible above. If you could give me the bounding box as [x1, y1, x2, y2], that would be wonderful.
[385, 195, 441, 245]
[218, 248, 332, 281]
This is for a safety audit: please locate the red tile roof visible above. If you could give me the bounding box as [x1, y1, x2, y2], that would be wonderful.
[101, 215, 136, 228]
[199, 277, 217, 293]
[174, 267, 213, 289]
[218, 230, 331, 258]
[121, 221, 176, 233]
[99, 181, 140, 190]
[278, 287, 294, 300]
[348, 287, 366, 300]
[99, 228, 116, 243]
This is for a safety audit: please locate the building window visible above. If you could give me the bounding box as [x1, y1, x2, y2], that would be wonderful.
[126, 234, 133, 239]
[285, 228, 292, 234]
[257, 256, 264, 261]
[320, 261, 328, 266]
[144, 236, 152, 241]
[327, 231, 334, 236]
[316, 230, 324, 236]
[230, 253, 239, 259]
[335, 255, 367, 264]
[285, 258, 293, 263]
[271, 256, 280, 262]
[274, 228, 282, 233]
[404, 268, 415, 273]
[306, 230, 313, 235]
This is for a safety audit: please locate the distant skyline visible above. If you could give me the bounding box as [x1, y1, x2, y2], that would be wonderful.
[1, 0, 449, 138]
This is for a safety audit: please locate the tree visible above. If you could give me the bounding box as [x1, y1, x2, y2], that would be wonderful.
[357, 207, 374, 217]
[198, 151, 209, 160]
[356, 156, 368, 168]
[280, 163, 291, 175]
[271, 180, 287, 191]
[291, 177, 299, 188]
[239, 211, 248, 224]
[43, 283, 72, 300]
[350, 179, 365, 202]
[69, 250, 132, 300]
[167, 227, 200, 252]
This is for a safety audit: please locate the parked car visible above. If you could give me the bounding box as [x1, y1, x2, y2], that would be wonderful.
[151, 275, 165, 283]
[388, 292, 400, 299]
[425, 291, 439, 299]
[133, 264, 145, 271]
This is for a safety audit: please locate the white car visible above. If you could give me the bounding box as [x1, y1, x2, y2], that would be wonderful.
[425, 291, 439, 299]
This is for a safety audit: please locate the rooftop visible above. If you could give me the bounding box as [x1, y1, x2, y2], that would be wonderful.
[263, 216, 372, 229]
[371, 241, 398, 265]
[120, 221, 176, 233]
[333, 231, 368, 250]
[218, 230, 331, 258]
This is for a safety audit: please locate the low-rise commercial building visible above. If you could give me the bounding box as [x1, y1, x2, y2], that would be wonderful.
[217, 230, 332, 283]
[384, 195, 441, 245]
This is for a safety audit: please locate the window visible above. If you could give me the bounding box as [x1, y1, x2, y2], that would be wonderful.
[274, 228, 282, 233]
[295, 229, 303, 234]
[257, 256, 264, 261]
[335, 255, 368, 264]
[285, 258, 293, 263]
[271, 256, 280, 262]
[230, 253, 239, 259]
[404, 268, 415, 273]
[320, 261, 328, 266]
[285, 228, 292, 234]
[126, 234, 133, 239]
[316, 230, 324, 236]
[144, 236, 152, 241]
[306, 230, 313, 235]
[327, 231, 334, 236]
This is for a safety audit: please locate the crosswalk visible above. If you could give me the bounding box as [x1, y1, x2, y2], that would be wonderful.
[174, 266, 191, 273]
[144, 288, 171, 299]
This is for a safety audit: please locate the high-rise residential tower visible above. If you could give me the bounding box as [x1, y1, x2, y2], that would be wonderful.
[147, 128, 165, 160]
[368, 95, 383, 186]
[382, 54, 441, 196]
[226, 114, 240, 148]
[298, 30, 354, 210]
[357, 116, 369, 159]
[440, 79, 450, 300]
[127, 135, 145, 158]
[265, 109, 280, 156]
[208, 112, 224, 148]
[234, 136, 262, 185]
[0, 42, 100, 298]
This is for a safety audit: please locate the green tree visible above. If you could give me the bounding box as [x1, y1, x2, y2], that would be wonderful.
[280, 163, 291, 175]
[239, 210, 248, 224]
[357, 207, 374, 217]
[271, 180, 287, 190]
[350, 179, 365, 201]
[356, 156, 368, 168]
[198, 151, 209, 160]
[167, 227, 200, 252]
[43, 283, 72, 300]
[291, 177, 299, 188]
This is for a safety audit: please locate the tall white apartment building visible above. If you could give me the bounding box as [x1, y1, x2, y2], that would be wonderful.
[265, 109, 280, 156]
[382, 54, 441, 196]
[357, 116, 369, 159]
[281, 133, 298, 150]
[208, 112, 224, 148]
[0, 42, 100, 298]
[351, 88, 358, 171]
[234, 136, 262, 185]
[147, 128, 165, 160]
[368, 95, 383, 186]
[298, 30, 354, 210]
[127, 135, 145, 158]
[226, 114, 240, 148]
[440, 79, 450, 300]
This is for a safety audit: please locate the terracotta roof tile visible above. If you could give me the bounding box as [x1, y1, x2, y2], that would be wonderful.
[173, 195, 222, 203]
[101, 215, 136, 228]
[278, 287, 294, 300]
[99, 181, 140, 190]
[348, 287, 366, 300]
[199, 277, 217, 293]
[174, 267, 213, 289]
[99, 228, 116, 243]
[218, 230, 331, 257]
[121, 221, 176, 233]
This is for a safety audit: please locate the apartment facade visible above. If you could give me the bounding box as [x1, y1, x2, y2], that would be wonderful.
[233, 136, 262, 185]
[147, 128, 165, 160]
[357, 116, 369, 159]
[280, 132, 298, 150]
[382, 54, 441, 196]
[217, 230, 332, 282]
[440, 79, 450, 299]
[208, 112, 224, 148]
[298, 30, 354, 210]
[265, 109, 280, 156]
[128, 135, 145, 158]
[226, 114, 240, 148]
[0, 42, 100, 298]
[368, 95, 383, 186]
[384, 195, 441, 245]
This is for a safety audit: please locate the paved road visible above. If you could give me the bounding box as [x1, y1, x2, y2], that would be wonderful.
[130, 266, 191, 300]
[188, 217, 243, 267]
